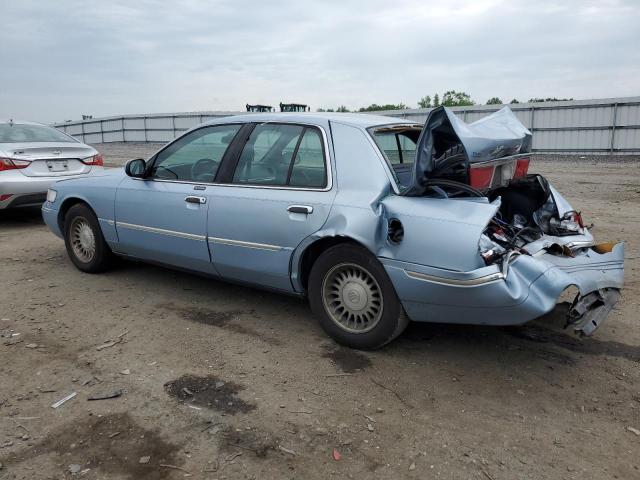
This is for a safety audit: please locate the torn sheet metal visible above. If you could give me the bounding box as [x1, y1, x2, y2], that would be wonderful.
[568, 288, 621, 336]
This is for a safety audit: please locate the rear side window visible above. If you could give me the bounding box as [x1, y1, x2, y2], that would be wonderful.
[371, 130, 418, 165]
[0, 124, 75, 143]
[369, 125, 422, 190]
[232, 124, 327, 188]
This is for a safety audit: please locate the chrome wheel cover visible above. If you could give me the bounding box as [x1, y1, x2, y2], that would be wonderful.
[321, 263, 383, 333]
[70, 217, 96, 263]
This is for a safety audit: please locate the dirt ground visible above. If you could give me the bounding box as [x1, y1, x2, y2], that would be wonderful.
[1, 144, 639, 479]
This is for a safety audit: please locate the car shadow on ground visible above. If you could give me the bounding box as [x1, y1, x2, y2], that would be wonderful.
[102, 258, 640, 374]
[0, 206, 44, 228]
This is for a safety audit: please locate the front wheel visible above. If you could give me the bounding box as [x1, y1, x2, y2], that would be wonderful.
[308, 244, 408, 350]
[63, 203, 114, 273]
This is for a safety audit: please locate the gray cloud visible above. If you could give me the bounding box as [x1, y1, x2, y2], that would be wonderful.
[1, 0, 638, 122]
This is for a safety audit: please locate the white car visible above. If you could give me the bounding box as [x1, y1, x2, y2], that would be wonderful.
[0, 119, 103, 210]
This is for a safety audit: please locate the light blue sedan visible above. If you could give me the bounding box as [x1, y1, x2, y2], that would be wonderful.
[42, 108, 624, 349]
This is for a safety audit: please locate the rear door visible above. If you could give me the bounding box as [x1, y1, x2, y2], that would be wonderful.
[114, 124, 242, 273]
[208, 122, 336, 292]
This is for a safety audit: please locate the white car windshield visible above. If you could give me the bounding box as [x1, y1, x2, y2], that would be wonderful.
[0, 124, 76, 143]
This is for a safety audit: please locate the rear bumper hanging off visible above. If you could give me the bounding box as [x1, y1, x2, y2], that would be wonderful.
[381, 242, 624, 335]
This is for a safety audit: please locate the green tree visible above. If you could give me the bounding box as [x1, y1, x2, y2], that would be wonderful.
[316, 108, 326, 112]
[358, 103, 407, 112]
[441, 90, 474, 107]
[418, 95, 432, 108]
[336, 105, 350, 112]
[509, 99, 519, 104]
[433, 93, 440, 107]
[527, 97, 573, 103]
[486, 97, 503, 105]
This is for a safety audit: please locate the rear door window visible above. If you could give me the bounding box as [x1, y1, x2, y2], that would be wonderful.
[232, 124, 327, 188]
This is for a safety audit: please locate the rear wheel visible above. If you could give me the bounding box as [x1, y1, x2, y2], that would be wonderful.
[308, 244, 409, 350]
[63, 203, 113, 273]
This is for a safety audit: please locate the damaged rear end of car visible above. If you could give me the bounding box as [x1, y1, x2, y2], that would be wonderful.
[371, 106, 624, 336]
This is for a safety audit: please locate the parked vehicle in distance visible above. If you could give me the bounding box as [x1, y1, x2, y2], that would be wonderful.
[0, 119, 103, 210]
[41, 108, 624, 349]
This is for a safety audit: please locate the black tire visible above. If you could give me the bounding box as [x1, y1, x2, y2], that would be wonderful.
[63, 203, 114, 273]
[308, 244, 409, 350]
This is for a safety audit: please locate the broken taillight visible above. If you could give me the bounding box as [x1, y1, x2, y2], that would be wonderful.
[469, 156, 531, 191]
[469, 165, 494, 190]
[514, 157, 530, 179]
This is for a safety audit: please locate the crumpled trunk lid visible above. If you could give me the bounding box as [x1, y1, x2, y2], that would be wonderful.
[404, 106, 532, 196]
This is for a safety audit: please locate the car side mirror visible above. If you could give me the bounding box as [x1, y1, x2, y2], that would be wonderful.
[125, 158, 147, 178]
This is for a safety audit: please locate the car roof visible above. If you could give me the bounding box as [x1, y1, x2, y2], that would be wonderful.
[201, 112, 416, 129]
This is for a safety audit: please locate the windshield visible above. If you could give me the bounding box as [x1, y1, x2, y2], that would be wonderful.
[368, 124, 421, 190]
[0, 124, 76, 143]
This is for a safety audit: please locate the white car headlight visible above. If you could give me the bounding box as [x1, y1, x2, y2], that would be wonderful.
[46, 189, 57, 203]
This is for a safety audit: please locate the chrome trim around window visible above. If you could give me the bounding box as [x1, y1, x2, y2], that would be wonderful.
[208, 237, 284, 252]
[404, 269, 505, 287]
[116, 222, 206, 241]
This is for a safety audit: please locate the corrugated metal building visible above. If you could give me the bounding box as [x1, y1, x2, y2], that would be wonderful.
[54, 97, 640, 154]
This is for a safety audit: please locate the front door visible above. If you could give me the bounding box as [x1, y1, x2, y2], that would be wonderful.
[208, 122, 335, 291]
[114, 123, 242, 273]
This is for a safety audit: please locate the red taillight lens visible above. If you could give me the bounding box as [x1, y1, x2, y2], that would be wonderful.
[514, 157, 530, 179]
[0, 157, 30, 171]
[0, 194, 14, 201]
[469, 165, 495, 190]
[82, 153, 103, 166]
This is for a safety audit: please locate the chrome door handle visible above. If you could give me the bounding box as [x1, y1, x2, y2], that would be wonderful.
[287, 205, 313, 214]
[185, 196, 207, 204]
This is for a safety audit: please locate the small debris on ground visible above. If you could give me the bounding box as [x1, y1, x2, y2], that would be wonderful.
[627, 426, 640, 436]
[95, 338, 122, 351]
[69, 464, 81, 474]
[333, 448, 342, 461]
[139, 456, 151, 464]
[51, 392, 77, 408]
[120, 368, 130, 375]
[409, 462, 416, 471]
[87, 389, 124, 401]
[278, 445, 297, 456]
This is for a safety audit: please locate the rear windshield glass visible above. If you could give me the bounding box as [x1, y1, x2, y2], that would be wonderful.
[0, 124, 76, 143]
[368, 125, 421, 190]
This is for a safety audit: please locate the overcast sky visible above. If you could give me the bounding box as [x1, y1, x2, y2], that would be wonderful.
[1, 0, 639, 123]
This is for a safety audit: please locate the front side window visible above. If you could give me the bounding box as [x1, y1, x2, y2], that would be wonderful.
[232, 124, 326, 188]
[151, 124, 241, 182]
[0, 124, 76, 143]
